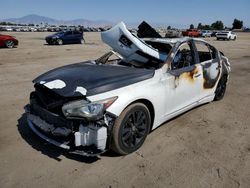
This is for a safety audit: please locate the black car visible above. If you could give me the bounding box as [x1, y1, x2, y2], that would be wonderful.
[45, 30, 85, 45]
[211, 31, 218, 37]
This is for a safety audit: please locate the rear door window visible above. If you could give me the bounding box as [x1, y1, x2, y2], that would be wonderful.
[73, 31, 81, 35]
[64, 31, 72, 36]
[195, 42, 213, 63]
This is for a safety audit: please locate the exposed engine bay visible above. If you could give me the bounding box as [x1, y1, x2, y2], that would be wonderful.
[26, 84, 116, 156]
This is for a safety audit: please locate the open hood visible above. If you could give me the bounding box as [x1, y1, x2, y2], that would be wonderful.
[101, 22, 167, 64]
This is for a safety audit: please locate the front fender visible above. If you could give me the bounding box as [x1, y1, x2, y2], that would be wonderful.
[87, 71, 165, 128]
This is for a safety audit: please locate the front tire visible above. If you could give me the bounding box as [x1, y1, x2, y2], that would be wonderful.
[57, 39, 63, 45]
[214, 75, 227, 101]
[111, 103, 151, 155]
[5, 40, 14, 48]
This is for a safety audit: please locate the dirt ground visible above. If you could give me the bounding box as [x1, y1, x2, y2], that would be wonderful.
[0, 32, 250, 188]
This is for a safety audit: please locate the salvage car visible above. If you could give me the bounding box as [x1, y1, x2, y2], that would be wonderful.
[0, 34, 18, 48]
[216, 31, 237, 40]
[25, 22, 230, 156]
[45, 30, 84, 45]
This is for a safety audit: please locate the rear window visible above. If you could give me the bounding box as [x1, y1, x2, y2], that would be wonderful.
[73, 31, 81, 34]
[195, 42, 213, 62]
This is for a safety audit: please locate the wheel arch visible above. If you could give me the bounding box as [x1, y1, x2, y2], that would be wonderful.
[221, 73, 228, 81]
[126, 98, 155, 131]
[4, 39, 14, 47]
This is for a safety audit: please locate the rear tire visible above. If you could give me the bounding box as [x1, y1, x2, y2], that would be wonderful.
[5, 40, 14, 48]
[214, 75, 227, 101]
[80, 39, 85, 44]
[111, 103, 151, 155]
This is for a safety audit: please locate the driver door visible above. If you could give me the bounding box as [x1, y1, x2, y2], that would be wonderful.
[164, 41, 204, 117]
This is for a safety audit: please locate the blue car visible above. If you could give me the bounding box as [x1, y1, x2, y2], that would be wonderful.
[45, 30, 85, 45]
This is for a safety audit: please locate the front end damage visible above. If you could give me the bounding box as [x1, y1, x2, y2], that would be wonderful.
[25, 84, 117, 156]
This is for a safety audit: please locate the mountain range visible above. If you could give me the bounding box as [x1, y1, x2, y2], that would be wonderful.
[0, 14, 113, 27]
[1, 14, 188, 28]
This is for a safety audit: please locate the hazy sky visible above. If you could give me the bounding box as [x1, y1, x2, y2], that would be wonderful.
[0, 0, 249, 27]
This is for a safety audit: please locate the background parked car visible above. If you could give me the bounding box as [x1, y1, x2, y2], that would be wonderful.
[165, 29, 182, 38]
[201, 30, 212, 37]
[182, 29, 201, 37]
[211, 31, 219, 37]
[45, 30, 84, 45]
[216, 31, 237, 40]
[0, 34, 18, 48]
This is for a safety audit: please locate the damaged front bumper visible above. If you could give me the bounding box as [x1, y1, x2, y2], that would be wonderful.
[25, 105, 115, 157]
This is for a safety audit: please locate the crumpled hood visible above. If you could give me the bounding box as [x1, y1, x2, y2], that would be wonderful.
[33, 61, 154, 97]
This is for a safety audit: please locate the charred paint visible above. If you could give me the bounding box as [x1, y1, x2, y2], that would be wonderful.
[171, 65, 199, 88]
[221, 57, 230, 76]
[179, 66, 199, 83]
[202, 62, 220, 89]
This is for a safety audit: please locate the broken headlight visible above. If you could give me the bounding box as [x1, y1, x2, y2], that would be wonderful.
[62, 97, 117, 121]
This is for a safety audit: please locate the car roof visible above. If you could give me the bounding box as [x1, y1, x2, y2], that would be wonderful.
[142, 37, 207, 45]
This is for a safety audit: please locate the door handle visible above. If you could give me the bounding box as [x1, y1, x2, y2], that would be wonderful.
[194, 73, 201, 78]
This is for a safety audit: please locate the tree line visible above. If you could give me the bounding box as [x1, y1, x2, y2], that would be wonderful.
[189, 18, 244, 30]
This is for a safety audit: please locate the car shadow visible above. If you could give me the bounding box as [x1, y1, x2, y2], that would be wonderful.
[43, 42, 97, 46]
[17, 103, 210, 161]
[17, 113, 100, 163]
[149, 103, 208, 134]
[0, 46, 18, 49]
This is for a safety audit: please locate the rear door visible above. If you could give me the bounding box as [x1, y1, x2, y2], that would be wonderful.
[72, 31, 82, 42]
[193, 41, 221, 97]
[63, 31, 74, 43]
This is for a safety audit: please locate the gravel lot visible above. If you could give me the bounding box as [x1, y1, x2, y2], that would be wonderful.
[0, 32, 250, 188]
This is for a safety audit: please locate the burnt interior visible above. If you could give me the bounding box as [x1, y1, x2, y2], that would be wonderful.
[197, 51, 213, 62]
[144, 41, 172, 54]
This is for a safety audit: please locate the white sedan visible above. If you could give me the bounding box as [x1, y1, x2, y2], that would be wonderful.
[26, 22, 231, 156]
[216, 31, 237, 40]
